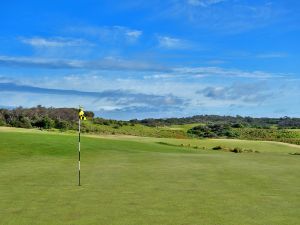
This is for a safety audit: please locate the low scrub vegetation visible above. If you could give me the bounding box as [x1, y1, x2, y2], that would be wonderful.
[1, 106, 300, 144]
[133, 115, 300, 129]
[188, 125, 300, 146]
[156, 142, 259, 153]
[234, 128, 300, 145]
[187, 124, 238, 138]
[289, 152, 300, 155]
[212, 145, 259, 153]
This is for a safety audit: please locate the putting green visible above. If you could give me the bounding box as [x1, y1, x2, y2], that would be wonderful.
[0, 128, 299, 225]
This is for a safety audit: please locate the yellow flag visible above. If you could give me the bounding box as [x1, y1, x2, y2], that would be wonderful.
[78, 107, 87, 120]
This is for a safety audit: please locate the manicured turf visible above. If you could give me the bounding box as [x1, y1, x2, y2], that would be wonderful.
[0, 128, 299, 225]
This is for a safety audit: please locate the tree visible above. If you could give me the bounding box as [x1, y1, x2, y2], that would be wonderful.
[18, 116, 32, 128]
[55, 119, 69, 130]
[188, 124, 238, 138]
[34, 116, 55, 129]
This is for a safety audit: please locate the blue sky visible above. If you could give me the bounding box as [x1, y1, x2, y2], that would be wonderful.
[0, 0, 299, 119]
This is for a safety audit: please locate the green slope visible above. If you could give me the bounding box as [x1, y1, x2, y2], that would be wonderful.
[0, 129, 299, 225]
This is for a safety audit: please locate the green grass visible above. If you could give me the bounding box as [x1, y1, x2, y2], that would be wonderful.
[0, 128, 300, 225]
[233, 128, 300, 145]
[81, 121, 187, 138]
[80, 122, 300, 145]
[163, 123, 203, 132]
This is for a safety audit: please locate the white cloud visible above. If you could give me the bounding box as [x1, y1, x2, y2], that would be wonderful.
[187, 0, 225, 7]
[143, 73, 177, 79]
[173, 67, 285, 79]
[159, 1, 286, 34]
[125, 30, 143, 39]
[2, 67, 297, 119]
[257, 53, 288, 58]
[0, 54, 291, 80]
[20, 37, 91, 48]
[0, 55, 167, 72]
[197, 82, 273, 103]
[206, 60, 226, 65]
[67, 25, 143, 43]
[0, 76, 17, 83]
[0, 81, 186, 115]
[158, 36, 190, 49]
[113, 26, 143, 42]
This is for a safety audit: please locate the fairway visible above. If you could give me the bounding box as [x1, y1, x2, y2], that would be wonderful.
[0, 128, 300, 225]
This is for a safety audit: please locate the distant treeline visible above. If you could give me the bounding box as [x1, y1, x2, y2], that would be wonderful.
[1, 106, 300, 130]
[0, 106, 94, 130]
[133, 115, 300, 129]
[187, 124, 300, 145]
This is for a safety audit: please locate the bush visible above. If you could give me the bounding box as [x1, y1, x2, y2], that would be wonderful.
[0, 119, 6, 126]
[113, 124, 121, 129]
[34, 116, 55, 129]
[212, 146, 223, 150]
[231, 123, 244, 128]
[231, 147, 243, 153]
[18, 117, 32, 128]
[289, 152, 300, 155]
[188, 124, 238, 138]
[55, 120, 69, 130]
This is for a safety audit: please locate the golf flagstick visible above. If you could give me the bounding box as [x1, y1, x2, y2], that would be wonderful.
[78, 116, 81, 186]
[78, 107, 86, 186]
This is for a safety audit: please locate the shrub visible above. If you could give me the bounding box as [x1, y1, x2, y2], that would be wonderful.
[231, 147, 243, 153]
[188, 124, 238, 138]
[34, 116, 55, 129]
[289, 152, 300, 155]
[231, 123, 244, 128]
[18, 117, 32, 128]
[212, 146, 223, 150]
[113, 125, 120, 129]
[243, 149, 254, 153]
[0, 118, 6, 126]
[55, 120, 69, 130]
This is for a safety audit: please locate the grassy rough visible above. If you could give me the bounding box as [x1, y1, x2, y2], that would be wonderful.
[81, 121, 187, 138]
[234, 128, 300, 145]
[0, 129, 300, 225]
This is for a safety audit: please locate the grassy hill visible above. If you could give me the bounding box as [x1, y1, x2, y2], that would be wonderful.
[2, 106, 300, 145]
[80, 121, 188, 138]
[81, 121, 300, 145]
[0, 127, 299, 225]
[234, 127, 300, 145]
